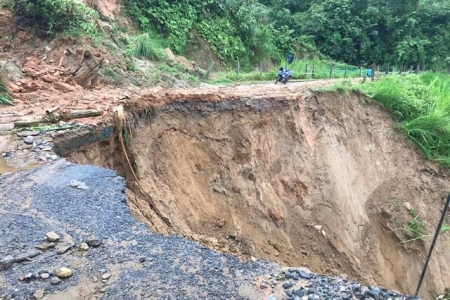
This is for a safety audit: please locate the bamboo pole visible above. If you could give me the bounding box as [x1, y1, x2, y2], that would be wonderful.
[70, 110, 101, 119]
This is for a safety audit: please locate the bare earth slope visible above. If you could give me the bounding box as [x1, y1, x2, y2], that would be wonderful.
[67, 85, 450, 299]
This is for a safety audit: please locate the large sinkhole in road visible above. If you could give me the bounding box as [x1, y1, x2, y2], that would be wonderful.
[64, 91, 450, 298]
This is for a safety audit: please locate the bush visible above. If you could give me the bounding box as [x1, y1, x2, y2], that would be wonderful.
[358, 73, 450, 165]
[0, 75, 13, 105]
[132, 33, 165, 60]
[13, 0, 98, 35]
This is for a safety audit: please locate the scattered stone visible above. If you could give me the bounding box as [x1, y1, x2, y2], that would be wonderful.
[293, 289, 305, 297]
[341, 292, 352, 299]
[93, 276, 98, 283]
[267, 295, 276, 300]
[35, 242, 55, 250]
[99, 288, 107, 293]
[33, 290, 44, 299]
[14, 250, 40, 262]
[53, 81, 76, 93]
[284, 271, 295, 279]
[46, 231, 60, 242]
[404, 202, 412, 210]
[365, 287, 380, 298]
[17, 131, 40, 137]
[139, 257, 146, 263]
[79, 243, 89, 251]
[283, 282, 293, 289]
[23, 136, 34, 144]
[313, 225, 322, 231]
[41, 74, 54, 83]
[56, 267, 73, 278]
[70, 180, 88, 190]
[0, 123, 14, 132]
[50, 277, 61, 285]
[40, 273, 49, 279]
[86, 239, 102, 248]
[298, 270, 313, 279]
[0, 255, 15, 271]
[24, 273, 33, 280]
[56, 242, 73, 254]
[101, 273, 111, 280]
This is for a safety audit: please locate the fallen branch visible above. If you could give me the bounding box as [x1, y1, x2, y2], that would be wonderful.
[69, 109, 101, 119]
[46, 106, 60, 114]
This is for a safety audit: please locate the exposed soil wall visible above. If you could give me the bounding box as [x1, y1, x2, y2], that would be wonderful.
[66, 90, 450, 298]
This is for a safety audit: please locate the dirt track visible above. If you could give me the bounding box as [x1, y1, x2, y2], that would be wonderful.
[0, 78, 356, 128]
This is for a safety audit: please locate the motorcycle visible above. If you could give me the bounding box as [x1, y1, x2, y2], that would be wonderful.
[275, 68, 291, 84]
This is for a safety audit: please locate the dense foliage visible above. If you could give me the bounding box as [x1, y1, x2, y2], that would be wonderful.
[9, 0, 450, 68]
[358, 73, 450, 165]
[124, 0, 450, 68]
[12, 0, 98, 35]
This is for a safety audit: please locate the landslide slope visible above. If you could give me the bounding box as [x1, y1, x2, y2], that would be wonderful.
[67, 84, 450, 298]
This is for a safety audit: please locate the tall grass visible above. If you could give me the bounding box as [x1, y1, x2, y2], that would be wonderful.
[358, 72, 450, 165]
[0, 75, 13, 105]
[133, 33, 165, 60]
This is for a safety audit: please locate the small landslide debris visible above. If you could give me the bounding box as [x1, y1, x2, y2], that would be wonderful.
[56, 267, 73, 279]
[45, 232, 60, 242]
[70, 180, 88, 190]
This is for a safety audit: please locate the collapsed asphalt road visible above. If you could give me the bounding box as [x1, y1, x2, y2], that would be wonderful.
[0, 160, 417, 300]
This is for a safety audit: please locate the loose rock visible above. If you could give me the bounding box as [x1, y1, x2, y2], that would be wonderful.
[0, 255, 15, 271]
[35, 242, 55, 250]
[101, 273, 111, 280]
[17, 131, 40, 137]
[50, 277, 61, 285]
[23, 136, 34, 144]
[40, 273, 49, 279]
[56, 242, 73, 254]
[14, 250, 40, 262]
[298, 270, 313, 279]
[56, 267, 73, 278]
[45, 232, 60, 242]
[86, 239, 102, 248]
[79, 242, 89, 251]
[33, 290, 44, 299]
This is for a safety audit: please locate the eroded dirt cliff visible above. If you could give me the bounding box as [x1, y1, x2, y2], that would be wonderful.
[67, 87, 450, 298]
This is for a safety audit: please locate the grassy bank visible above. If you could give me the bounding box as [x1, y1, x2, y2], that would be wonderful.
[0, 75, 13, 105]
[357, 72, 450, 165]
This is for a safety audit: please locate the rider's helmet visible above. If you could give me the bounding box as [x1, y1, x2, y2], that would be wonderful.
[279, 67, 284, 71]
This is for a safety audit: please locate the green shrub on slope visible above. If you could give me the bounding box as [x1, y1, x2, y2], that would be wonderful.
[359, 73, 450, 165]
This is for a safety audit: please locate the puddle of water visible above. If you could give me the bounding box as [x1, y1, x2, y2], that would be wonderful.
[0, 156, 34, 175]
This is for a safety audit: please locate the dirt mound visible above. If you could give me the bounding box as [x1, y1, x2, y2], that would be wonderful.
[66, 87, 450, 299]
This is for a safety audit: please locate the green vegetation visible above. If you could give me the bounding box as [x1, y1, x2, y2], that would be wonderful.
[131, 33, 165, 61]
[122, 0, 450, 69]
[12, 0, 99, 36]
[105, 67, 123, 85]
[0, 75, 13, 105]
[358, 73, 450, 165]
[9, 0, 450, 71]
[404, 209, 427, 240]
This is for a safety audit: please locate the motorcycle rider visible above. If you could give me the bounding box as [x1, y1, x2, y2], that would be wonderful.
[277, 67, 291, 83]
